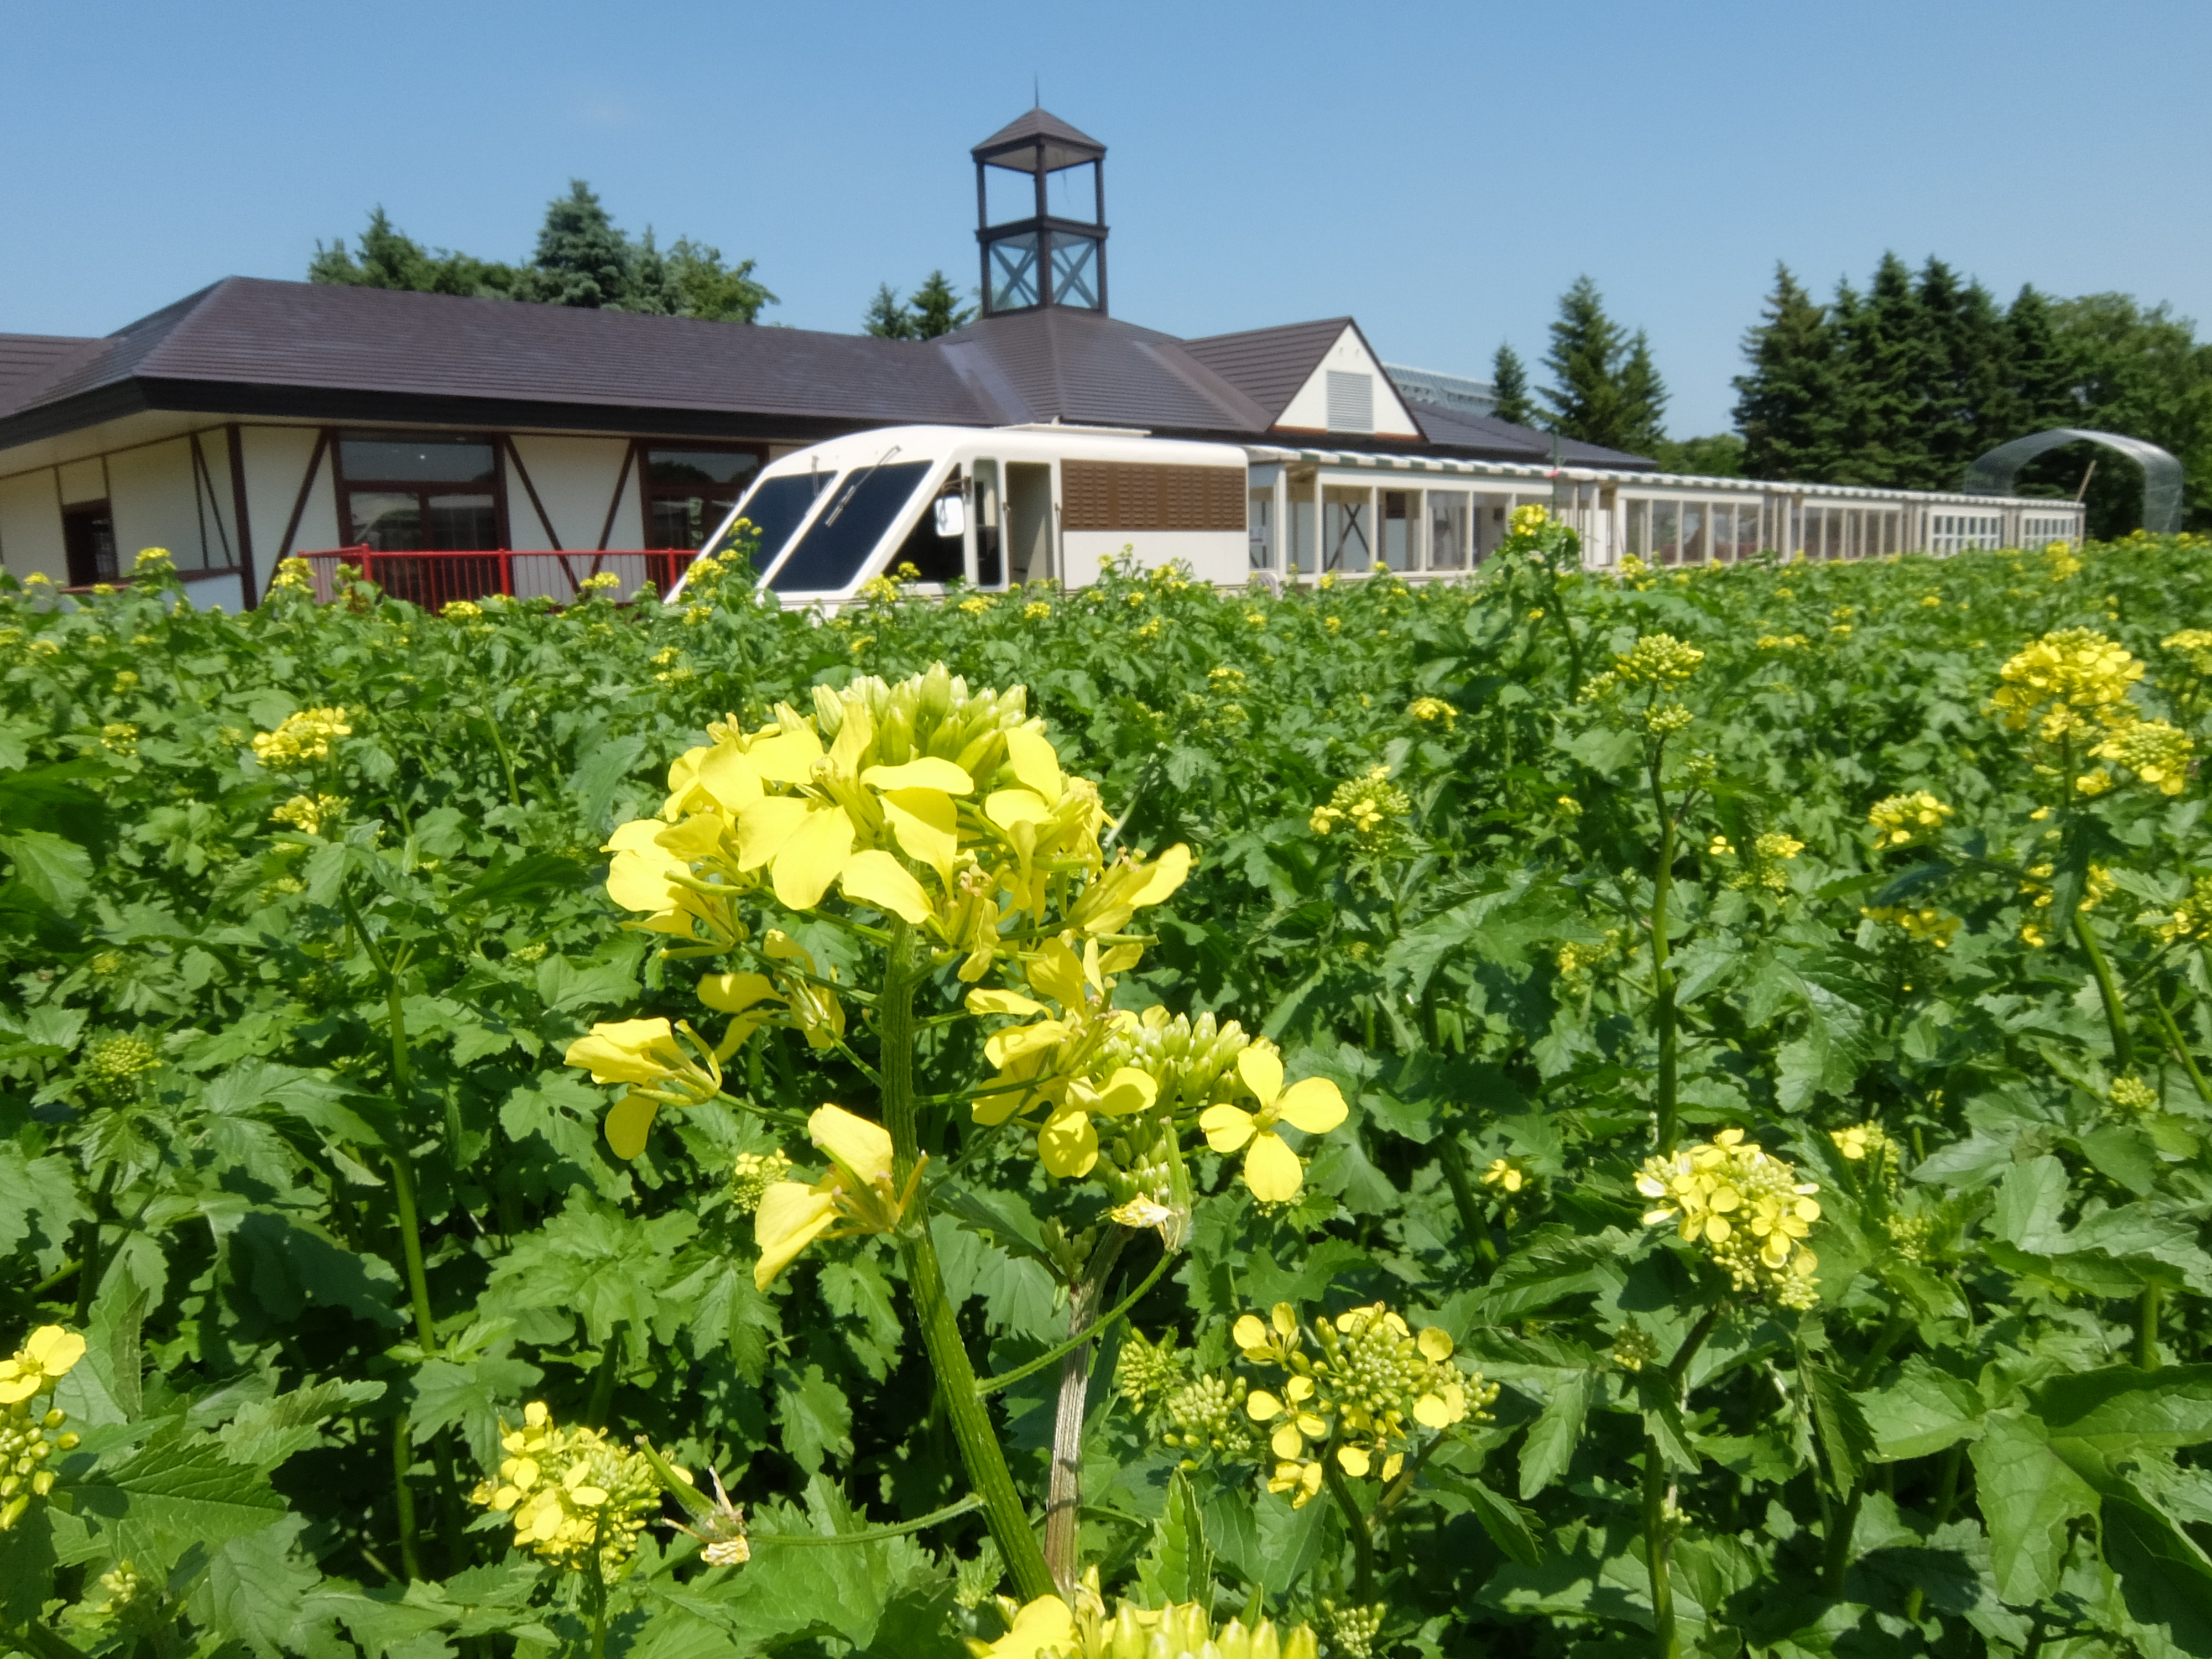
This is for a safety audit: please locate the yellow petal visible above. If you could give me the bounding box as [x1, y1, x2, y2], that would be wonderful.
[1200, 1103, 1256, 1153]
[1039, 1104, 1099, 1177]
[604, 1092, 661, 1160]
[1272, 1422, 1307, 1460]
[565, 1018, 677, 1084]
[1128, 843, 1191, 908]
[838, 849, 934, 924]
[1027, 938, 1087, 1009]
[1414, 1391, 1453, 1428]
[1092, 1066, 1159, 1118]
[1272, 1303, 1299, 1339]
[0, 1375, 40, 1404]
[985, 787, 1053, 830]
[1242, 1131, 1304, 1202]
[966, 988, 1046, 1018]
[827, 700, 873, 775]
[1245, 1389, 1285, 1421]
[809, 1104, 894, 1185]
[735, 794, 812, 871]
[694, 742, 769, 811]
[698, 972, 779, 1014]
[20, 1327, 78, 1380]
[1337, 1444, 1372, 1478]
[1237, 1045, 1285, 1109]
[984, 1018, 1067, 1069]
[1417, 1327, 1454, 1363]
[1233, 1313, 1268, 1351]
[1003, 727, 1065, 800]
[771, 807, 858, 910]
[877, 788, 958, 884]
[744, 727, 826, 786]
[983, 1595, 1076, 1659]
[1274, 1076, 1348, 1135]
[753, 1182, 840, 1289]
[862, 757, 974, 795]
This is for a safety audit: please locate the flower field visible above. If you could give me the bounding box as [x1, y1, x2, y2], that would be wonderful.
[7, 522, 2212, 1658]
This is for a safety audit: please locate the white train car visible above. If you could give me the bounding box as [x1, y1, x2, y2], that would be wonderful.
[691, 422, 2087, 608]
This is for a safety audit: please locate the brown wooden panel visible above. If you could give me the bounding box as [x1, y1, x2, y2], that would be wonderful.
[1062, 461, 1246, 531]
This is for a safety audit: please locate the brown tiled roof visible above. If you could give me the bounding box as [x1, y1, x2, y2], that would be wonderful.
[1406, 400, 1652, 468]
[933, 307, 1272, 435]
[1181, 317, 1353, 423]
[972, 107, 1105, 166]
[0, 333, 97, 412]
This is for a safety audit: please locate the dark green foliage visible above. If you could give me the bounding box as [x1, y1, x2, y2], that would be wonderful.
[310, 184, 775, 324]
[1648, 433, 1744, 477]
[862, 271, 976, 341]
[1540, 278, 1666, 457]
[1490, 343, 1535, 428]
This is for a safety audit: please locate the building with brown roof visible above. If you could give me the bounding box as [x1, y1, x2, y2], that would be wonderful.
[0, 107, 1646, 607]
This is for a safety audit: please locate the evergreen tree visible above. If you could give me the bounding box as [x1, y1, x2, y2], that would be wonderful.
[1618, 330, 1668, 456]
[1652, 433, 1745, 477]
[1541, 276, 1632, 449]
[309, 208, 514, 297]
[2004, 285, 2081, 434]
[521, 181, 630, 309]
[1490, 343, 1535, 427]
[907, 271, 976, 339]
[662, 237, 775, 324]
[1734, 264, 1838, 481]
[1919, 258, 2011, 487]
[1828, 254, 1935, 487]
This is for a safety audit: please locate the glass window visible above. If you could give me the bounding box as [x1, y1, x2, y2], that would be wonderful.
[1381, 491, 1417, 571]
[974, 461, 1003, 588]
[890, 474, 967, 585]
[719, 471, 837, 572]
[1626, 499, 1648, 560]
[1682, 505, 1705, 563]
[1427, 491, 1469, 570]
[1249, 491, 1275, 570]
[1825, 511, 1844, 561]
[769, 461, 933, 593]
[1652, 502, 1679, 565]
[1322, 487, 1371, 572]
[983, 165, 1036, 227]
[643, 447, 762, 550]
[61, 502, 117, 586]
[337, 431, 502, 551]
[987, 232, 1040, 310]
[1291, 496, 1316, 574]
[1049, 235, 1101, 309]
[1046, 160, 1099, 223]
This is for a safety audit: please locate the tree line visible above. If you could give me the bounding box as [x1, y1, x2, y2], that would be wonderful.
[1492, 259, 2212, 534]
[310, 184, 973, 340]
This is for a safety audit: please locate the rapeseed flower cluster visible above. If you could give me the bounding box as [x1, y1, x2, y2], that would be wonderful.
[1, 1326, 85, 1532]
[1868, 791, 1952, 847]
[84, 1033, 161, 1101]
[271, 793, 347, 835]
[1991, 628, 2143, 744]
[252, 706, 352, 766]
[1235, 1301, 1490, 1505]
[469, 1402, 666, 1573]
[1406, 695, 1458, 727]
[2161, 628, 2212, 674]
[1862, 905, 1962, 948]
[2017, 862, 2115, 947]
[1309, 765, 1411, 851]
[1723, 830, 1805, 894]
[99, 722, 139, 756]
[1579, 634, 1703, 735]
[1635, 1129, 1822, 1308]
[728, 1150, 793, 1213]
[973, 1578, 1319, 1659]
[2092, 718, 2194, 796]
[2109, 1076, 2160, 1116]
[2154, 875, 2212, 943]
[267, 557, 316, 595]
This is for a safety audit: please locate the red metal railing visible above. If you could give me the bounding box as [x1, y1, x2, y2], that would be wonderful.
[290, 547, 701, 608]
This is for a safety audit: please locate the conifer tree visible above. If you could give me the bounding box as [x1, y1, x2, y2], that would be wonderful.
[522, 181, 631, 309]
[907, 271, 976, 339]
[1827, 255, 1935, 487]
[863, 283, 919, 339]
[1618, 330, 1669, 456]
[1490, 343, 1535, 427]
[310, 208, 515, 297]
[1733, 265, 1837, 481]
[1541, 276, 1632, 449]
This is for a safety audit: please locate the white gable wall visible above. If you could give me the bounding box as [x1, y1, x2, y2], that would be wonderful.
[1274, 326, 1422, 439]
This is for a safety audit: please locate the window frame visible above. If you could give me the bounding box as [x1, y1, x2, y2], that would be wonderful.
[331, 429, 509, 552]
[637, 441, 769, 550]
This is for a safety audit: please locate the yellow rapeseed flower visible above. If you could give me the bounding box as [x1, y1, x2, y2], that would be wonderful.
[1198, 1048, 1348, 1203]
[752, 1104, 921, 1288]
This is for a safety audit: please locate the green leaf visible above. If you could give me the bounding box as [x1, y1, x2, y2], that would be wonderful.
[1802, 1360, 1877, 1491]
[0, 828, 92, 912]
[1969, 1410, 2098, 1605]
[772, 1363, 854, 1475]
[2031, 1364, 2212, 1452]
[70, 1423, 291, 1566]
[1518, 1367, 1594, 1498]
[1991, 1154, 2071, 1253]
[1138, 1469, 1214, 1604]
[219, 1379, 385, 1469]
[188, 1515, 330, 1659]
[1858, 1356, 1984, 1462]
[408, 1352, 546, 1469]
[2102, 1486, 2212, 1657]
[1635, 1372, 1700, 1473]
[1434, 1470, 1544, 1566]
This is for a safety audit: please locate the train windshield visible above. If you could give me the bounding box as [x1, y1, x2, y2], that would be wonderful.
[768, 461, 934, 593]
[716, 471, 838, 571]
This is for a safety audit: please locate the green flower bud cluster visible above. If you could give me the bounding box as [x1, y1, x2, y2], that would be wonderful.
[1321, 1600, 1386, 1659]
[1113, 1327, 1189, 1410]
[0, 1401, 76, 1531]
[1120, 1006, 1253, 1114]
[730, 1150, 795, 1214]
[84, 1033, 161, 1101]
[810, 662, 1035, 775]
[2109, 1076, 2160, 1117]
[1157, 1371, 1259, 1464]
[1610, 1323, 1658, 1373]
[1066, 1600, 1319, 1659]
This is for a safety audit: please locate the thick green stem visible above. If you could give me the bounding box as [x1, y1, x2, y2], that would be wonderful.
[73, 1163, 118, 1325]
[2139, 1284, 2163, 1371]
[1645, 1306, 1721, 1658]
[2151, 987, 2212, 1105]
[1434, 1133, 1497, 1275]
[1045, 1229, 1125, 1594]
[1648, 750, 1681, 1155]
[392, 1412, 424, 1582]
[2073, 909, 2134, 1072]
[878, 923, 1056, 1604]
[1319, 1438, 1377, 1605]
[1823, 1484, 1863, 1596]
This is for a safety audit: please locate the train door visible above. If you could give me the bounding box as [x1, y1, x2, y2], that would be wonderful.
[1007, 462, 1053, 584]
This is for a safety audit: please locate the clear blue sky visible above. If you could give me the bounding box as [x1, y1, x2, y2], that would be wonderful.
[4, 0, 2206, 435]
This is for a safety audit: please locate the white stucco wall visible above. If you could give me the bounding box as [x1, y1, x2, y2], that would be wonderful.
[108, 440, 216, 573]
[1275, 327, 1422, 439]
[0, 472, 66, 582]
[242, 427, 341, 581]
[508, 436, 637, 549]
